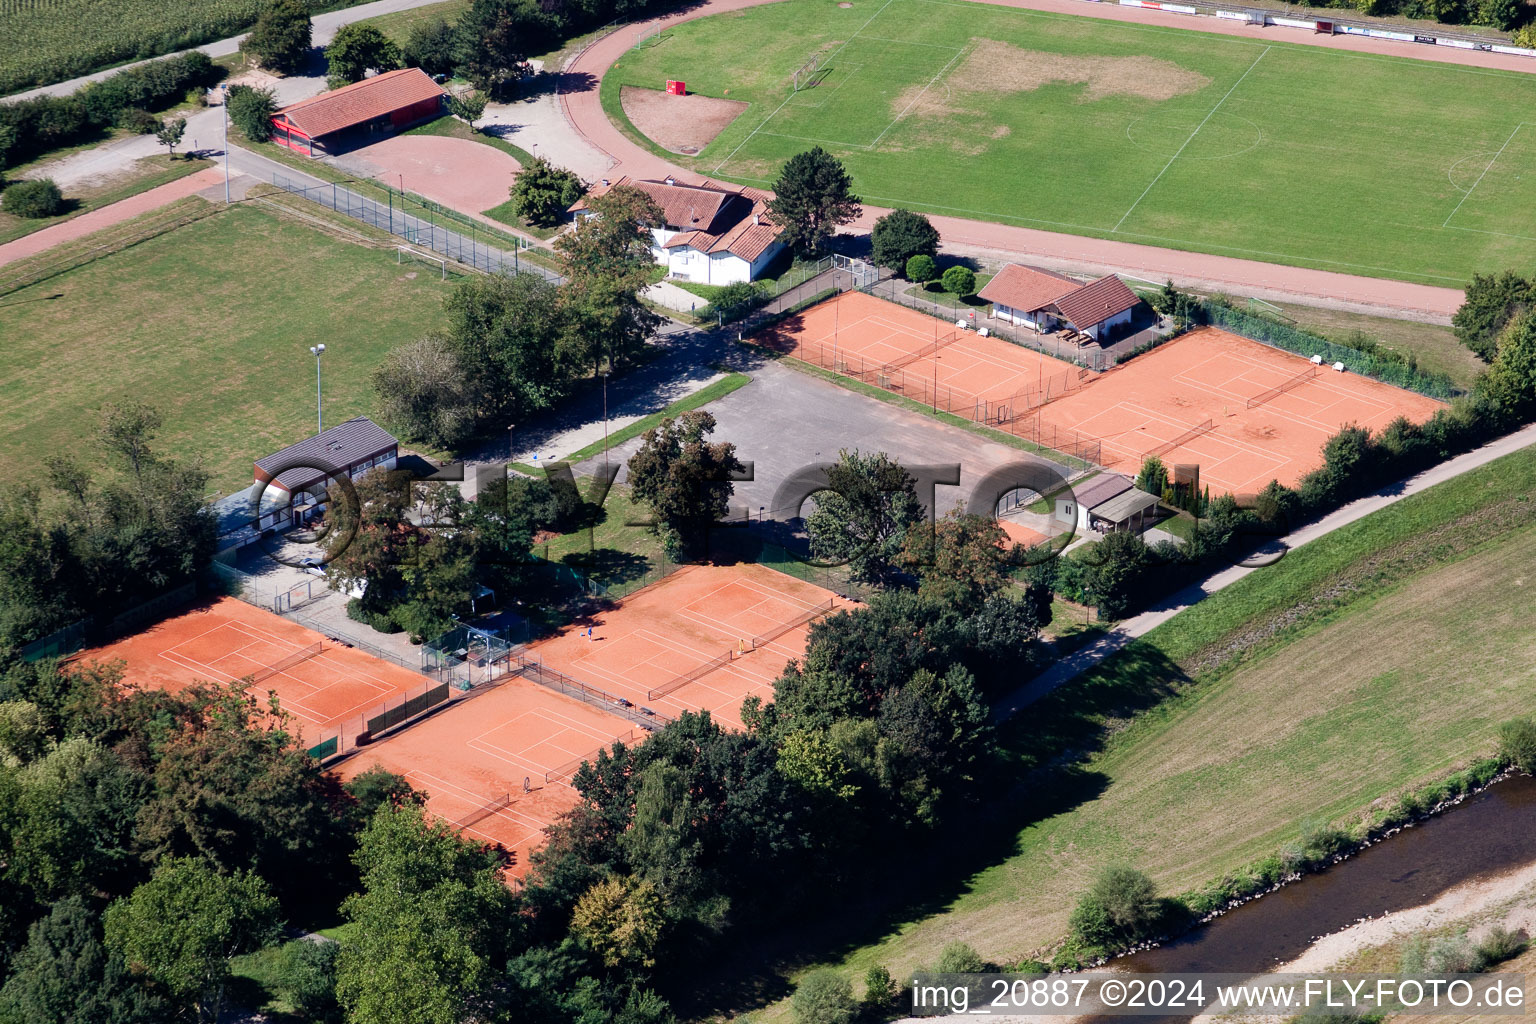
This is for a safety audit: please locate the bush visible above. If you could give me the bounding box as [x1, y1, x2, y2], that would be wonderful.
[905, 253, 937, 283]
[507, 156, 586, 227]
[404, 18, 460, 78]
[936, 941, 987, 973]
[272, 939, 342, 1023]
[345, 598, 402, 634]
[1514, 23, 1536, 46]
[1479, 0, 1523, 29]
[1400, 933, 1484, 976]
[1477, 925, 1528, 964]
[117, 106, 160, 134]
[941, 264, 976, 297]
[1069, 866, 1162, 950]
[2, 178, 63, 218]
[227, 84, 278, 143]
[792, 969, 857, 1024]
[1498, 716, 1536, 773]
[862, 965, 896, 1012]
[701, 280, 768, 324]
[870, 208, 939, 271]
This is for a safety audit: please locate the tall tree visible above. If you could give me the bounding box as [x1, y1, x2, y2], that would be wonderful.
[372, 332, 479, 448]
[1486, 308, 1536, 419]
[508, 156, 586, 227]
[454, 0, 559, 96]
[900, 510, 1013, 613]
[442, 272, 580, 423]
[869, 208, 939, 272]
[325, 24, 402, 88]
[1452, 270, 1531, 361]
[555, 184, 665, 291]
[103, 857, 280, 1024]
[0, 896, 166, 1024]
[335, 803, 517, 1024]
[403, 18, 459, 78]
[626, 411, 744, 559]
[226, 84, 278, 143]
[322, 467, 422, 614]
[805, 449, 925, 585]
[767, 146, 861, 256]
[241, 0, 312, 74]
[98, 402, 162, 483]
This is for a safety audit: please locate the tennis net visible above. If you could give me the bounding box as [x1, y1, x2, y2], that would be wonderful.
[1247, 365, 1320, 409]
[1144, 418, 1216, 460]
[646, 650, 734, 701]
[881, 328, 964, 374]
[751, 597, 837, 651]
[246, 641, 323, 684]
[451, 792, 511, 831]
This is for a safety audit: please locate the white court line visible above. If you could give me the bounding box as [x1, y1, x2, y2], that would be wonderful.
[869, 43, 970, 149]
[1113, 45, 1270, 233]
[712, 0, 899, 173]
[1442, 122, 1525, 228]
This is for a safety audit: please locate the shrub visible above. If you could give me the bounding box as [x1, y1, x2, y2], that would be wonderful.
[906, 253, 937, 283]
[1453, 271, 1531, 361]
[1400, 933, 1484, 975]
[272, 938, 342, 1023]
[1069, 866, 1162, 950]
[2, 178, 63, 218]
[936, 941, 987, 973]
[403, 18, 459, 78]
[1514, 24, 1536, 46]
[941, 264, 976, 297]
[227, 84, 278, 143]
[345, 598, 401, 634]
[507, 156, 585, 227]
[1498, 716, 1536, 773]
[117, 107, 160, 134]
[1476, 925, 1528, 964]
[701, 280, 768, 323]
[862, 965, 896, 1012]
[870, 208, 939, 271]
[792, 969, 857, 1024]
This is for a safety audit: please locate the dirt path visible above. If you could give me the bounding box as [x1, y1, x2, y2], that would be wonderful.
[0, 166, 225, 270]
[554, 0, 1536, 317]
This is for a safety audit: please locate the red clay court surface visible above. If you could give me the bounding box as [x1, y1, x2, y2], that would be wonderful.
[1032, 326, 1446, 495]
[342, 135, 520, 228]
[335, 677, 640, 877]
[73, 595, 427, 745]
[525, 563, 855, 732]
[761, 290, 1092, 414]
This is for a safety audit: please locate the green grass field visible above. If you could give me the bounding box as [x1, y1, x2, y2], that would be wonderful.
[0, 202, 450, 493]
[743, 443, 1536, 1019]
[0, 155, 211, 247]
[605, 0, 1536, 285]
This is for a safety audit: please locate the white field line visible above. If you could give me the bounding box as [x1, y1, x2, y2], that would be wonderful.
[1441, 122, 1525, 227]
[711, 0, 899, 173]
[868, 43, 970, 149]
[1112, 45, 1271, 233]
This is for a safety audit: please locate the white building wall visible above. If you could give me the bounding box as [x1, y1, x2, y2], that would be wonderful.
[993, 302, 1056, 332]
[1081, 306, 1135, 341]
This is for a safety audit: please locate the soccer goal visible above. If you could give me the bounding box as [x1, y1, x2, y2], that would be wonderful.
[397, 245, 448, 280]
[793, 52, 826, 91]
[634, 23, 663, 48]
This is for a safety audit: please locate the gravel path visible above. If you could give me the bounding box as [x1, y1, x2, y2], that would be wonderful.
[552, 0, 1521, 318]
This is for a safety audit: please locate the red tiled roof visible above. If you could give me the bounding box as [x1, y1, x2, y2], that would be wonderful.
[574, 175, 782, 263]
[1051, 274, 1141, 329]
[977, 263, 1081, 314]
[275, 68, 447, 138]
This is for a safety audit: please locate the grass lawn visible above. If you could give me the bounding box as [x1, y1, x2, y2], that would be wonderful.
[904, 273, 994, 311]
[744, 443, 1536, 1018]
[357, 0, 471, 45]
[538, 482, 668, 588]
[0, 202, 451, 493]
[0, 155, 213, 246]
[605, 0, 1536, 286]
[1270, 302, 1488, 391]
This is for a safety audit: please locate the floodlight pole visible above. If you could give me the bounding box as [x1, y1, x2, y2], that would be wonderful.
[601, 371, 610, 474]
[310, 344, 326, 434]
[220, 84, 230, 205]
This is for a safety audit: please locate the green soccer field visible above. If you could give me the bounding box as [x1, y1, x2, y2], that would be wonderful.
[603, 0, 1536, 285]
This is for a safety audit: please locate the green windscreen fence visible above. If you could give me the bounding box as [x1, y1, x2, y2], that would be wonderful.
[306, 736, 338, 760]
[367, 683, 451, 736]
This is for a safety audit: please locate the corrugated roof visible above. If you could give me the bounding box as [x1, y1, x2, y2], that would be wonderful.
[1091, 487, 1160, 523]
[274, 68, 447, 138]
[254, 416, 398, 491]
[1070, 472, 1134, 511]
[978, 263, 1080, 313]
[1051, 274, 1141, 330]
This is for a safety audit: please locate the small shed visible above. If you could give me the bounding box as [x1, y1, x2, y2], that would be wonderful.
[1055, 471, 1160, 534]
[271, 68, 448, 156]
[980, 264, 1144, 343]
[253, 416, 399, 532]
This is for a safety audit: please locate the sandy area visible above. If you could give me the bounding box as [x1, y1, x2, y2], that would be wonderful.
[333, 134, 519, 219]
[621, 85, 748, 154]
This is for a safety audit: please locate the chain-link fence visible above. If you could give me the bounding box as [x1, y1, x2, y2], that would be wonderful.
[271, 173, 561, 282]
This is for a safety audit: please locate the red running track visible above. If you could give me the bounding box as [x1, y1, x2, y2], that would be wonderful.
[555, 0, 1524, 317]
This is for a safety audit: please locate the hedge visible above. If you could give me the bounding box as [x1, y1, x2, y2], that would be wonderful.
[0, 51, 219, 170]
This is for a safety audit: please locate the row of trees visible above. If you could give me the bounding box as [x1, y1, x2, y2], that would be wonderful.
[373, 184, 664, 449]
[0, 403, 216, 657]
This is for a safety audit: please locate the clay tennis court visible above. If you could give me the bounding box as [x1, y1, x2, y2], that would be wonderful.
[335, 677, 640, 877]
[759, 290, 1093, 415]
[74, 595, 427, 743]
[526, 563, 855, 732]
[1031, 326, 1447, 496]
